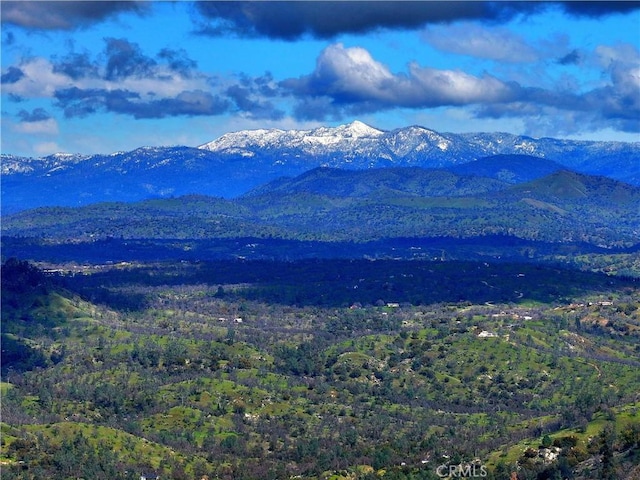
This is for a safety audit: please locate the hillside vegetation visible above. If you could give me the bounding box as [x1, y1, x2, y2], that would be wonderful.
[1, 258, 639, 479]
[2, 160, 639, 478]
[3, 168, 639, 253]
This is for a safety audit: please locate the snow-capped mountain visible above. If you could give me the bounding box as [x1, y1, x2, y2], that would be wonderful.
[199, 121, 387, 163]
[200, 120, 640, 171]
[201, 120, 384, 152]
[2, 121, 638, 213]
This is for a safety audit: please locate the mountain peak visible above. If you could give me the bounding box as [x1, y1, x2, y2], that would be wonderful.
[340, 120, 384, 137]
[199, 121, 384, 153]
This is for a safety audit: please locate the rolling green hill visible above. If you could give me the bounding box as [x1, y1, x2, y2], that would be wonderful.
[245, 167, 509, 198]
[3, 168, 639, 255]
[447, 154, 564, 184]
[1, 259, 639, 479]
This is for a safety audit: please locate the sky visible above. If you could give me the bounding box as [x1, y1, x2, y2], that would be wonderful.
[1, 1, 639, 157]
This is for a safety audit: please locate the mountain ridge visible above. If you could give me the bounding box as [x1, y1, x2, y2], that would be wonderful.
[4, 168, 639, 252]
[243, 166, 510, 198]
[2, 121, 638, 214]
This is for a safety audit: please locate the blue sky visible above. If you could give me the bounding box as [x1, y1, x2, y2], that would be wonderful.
[2, 1, 639, 157]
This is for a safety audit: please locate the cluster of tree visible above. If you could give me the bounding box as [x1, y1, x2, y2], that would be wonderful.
[58, 259, 638, 310]
[1, 259, 638, 479]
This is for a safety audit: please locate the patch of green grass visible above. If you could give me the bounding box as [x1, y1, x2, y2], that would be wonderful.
[486, 402, 640, 468]
[0, 382, 13, 395]
[24, 421, 185, 470]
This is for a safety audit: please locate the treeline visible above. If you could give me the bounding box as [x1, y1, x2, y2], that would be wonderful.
[4, 168, 640, 249]
[59, 258, 638, 309]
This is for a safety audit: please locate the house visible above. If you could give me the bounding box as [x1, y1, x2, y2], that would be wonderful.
[140, 473, 160, 480]
[478, 330, 499, 338]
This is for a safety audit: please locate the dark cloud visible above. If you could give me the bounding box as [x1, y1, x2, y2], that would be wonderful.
[104, 38, 157, 81]
[193, 1, 638, 40]
[17, 108, 52, 123]
[109, 90, 231, 119]
[54, 87, 118, 117]
[557, 49, 581, 65]
[2, 30, 16, 46]
[1, 66, 24, 84]
[226, 84, 285, 120]
[292, 96, 342, 122]
[157, 48, 198, 77]
[1, 1, 148, 30]
[193, 1, 545, 40]
[54, 87, 230, 119]
[253, 73, 280, 97]
[587, 62, 640, 124]
[50, 40, 200, 81]
[52, 52, 100, 80]
[560, 1, 640, 18]
[226, 73, 285, 119]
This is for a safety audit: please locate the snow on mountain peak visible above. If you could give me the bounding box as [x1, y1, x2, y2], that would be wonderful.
[198, 128, 286, 152]
[198, 121, 383, 153]
[340, 120, 384, 137]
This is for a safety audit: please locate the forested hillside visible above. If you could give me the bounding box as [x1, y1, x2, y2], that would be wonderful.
[3, 168, 639, 251]
[1, 259, 639, 479]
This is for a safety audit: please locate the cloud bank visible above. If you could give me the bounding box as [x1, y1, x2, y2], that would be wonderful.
[1, 38, 270, 120]
[193, 1, 542, 40]
[193, 1, 639, 40]
[3, 37, 639, 134]
[3, 1, 637, 34]
[1, 1, 148, 30]
[281, 43, 640, 133]
[2, 1, 638, 141]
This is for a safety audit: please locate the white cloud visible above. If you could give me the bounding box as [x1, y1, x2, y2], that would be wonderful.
[284, 42, 639, 134]
[2, 57, 212, 101]
[3, 58, 71, 98]
[285, 43, 517, 110]
[13, 117, 59, 135]
[406, 64, 514, 105]
[311, 43, 396, 101]
[421, 24, 540, 63]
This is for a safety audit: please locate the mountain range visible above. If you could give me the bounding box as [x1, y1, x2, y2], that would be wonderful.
[3, 165, 639, 265]
[2, 121, 639, 213]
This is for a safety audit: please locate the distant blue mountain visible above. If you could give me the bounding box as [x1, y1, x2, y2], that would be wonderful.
[243, 167, 509, 198]
[4, 168, 639, 252]
[2, 121, 638, 213]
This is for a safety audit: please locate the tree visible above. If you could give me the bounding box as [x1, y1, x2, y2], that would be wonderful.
[599, 424, 617, 480]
